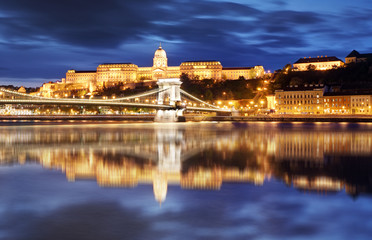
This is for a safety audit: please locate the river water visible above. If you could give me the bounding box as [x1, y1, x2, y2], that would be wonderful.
[0, 121, 372, 239]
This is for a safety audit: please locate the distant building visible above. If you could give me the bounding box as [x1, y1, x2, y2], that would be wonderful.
[350, 95, 372, 114]
[276, 85, 372, 115]
[323, 93, 351, 114]
[266, 95, 276, 110]
[293, 56, 344, 71]
[17, 86, 26, 94]
[345, 50, 372, 64]
[275, 84, 326, 114]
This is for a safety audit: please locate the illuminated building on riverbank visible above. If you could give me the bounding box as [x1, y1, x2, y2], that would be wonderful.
[275, 84, 325, 114]
[274, 85, 372, 115]
[323, 93, 351, 114]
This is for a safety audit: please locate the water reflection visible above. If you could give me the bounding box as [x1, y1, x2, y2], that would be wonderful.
[1, 122, 372, 203]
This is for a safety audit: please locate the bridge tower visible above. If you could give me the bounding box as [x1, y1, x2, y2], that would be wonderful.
[157, 78, 182, 106]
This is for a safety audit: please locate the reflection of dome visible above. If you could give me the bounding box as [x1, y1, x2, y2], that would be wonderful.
[154, 46, 167, 59]
[153, 171, 168, 205]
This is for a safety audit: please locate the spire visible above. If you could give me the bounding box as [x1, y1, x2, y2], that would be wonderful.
[159, 42, 162, 49]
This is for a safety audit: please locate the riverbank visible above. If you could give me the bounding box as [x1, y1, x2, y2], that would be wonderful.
[0, 114, 155, 121]
[1, 114, 372, 122]
[200, 114, 372, 122]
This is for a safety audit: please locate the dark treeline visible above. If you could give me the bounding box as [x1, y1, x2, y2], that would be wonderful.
[95, 82, 155, 97]
[94, 74, 264, 101]
[0, 85, 38, 93]
[271, 61, 372, 92]
[180, 73, 262, 101]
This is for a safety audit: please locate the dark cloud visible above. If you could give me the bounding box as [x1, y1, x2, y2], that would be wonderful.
[271, 0, 287, 7]
[257, 34, 307, 48]
[0, 0, 371, 84]
[0, 0, 320, 49]
[0, 202, 153, 240]
[0, 196, 323, 240]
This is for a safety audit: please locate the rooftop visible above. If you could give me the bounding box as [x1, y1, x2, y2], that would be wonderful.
[294, 56, 343, 64]
[181, 60, 220, 63]
[276, 84, 325, 92]
[222, 67, 253, 70]
[346, 50, 372, 59]
[75, 70, 96, 73]
[100, 63, 135, 65]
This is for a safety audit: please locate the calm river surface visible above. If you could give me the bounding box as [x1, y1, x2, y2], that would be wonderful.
[1, 121, 372, 240]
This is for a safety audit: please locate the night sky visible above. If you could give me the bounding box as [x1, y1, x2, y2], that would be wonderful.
[0, 0, 372, 87]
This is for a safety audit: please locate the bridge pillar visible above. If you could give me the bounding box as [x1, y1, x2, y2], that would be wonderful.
[155, 78, 185, 122]
[157, 78, 181, 106]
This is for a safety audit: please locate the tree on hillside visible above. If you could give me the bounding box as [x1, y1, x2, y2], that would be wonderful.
[289, 77, 303, 86]
[307, 64, 316, 71]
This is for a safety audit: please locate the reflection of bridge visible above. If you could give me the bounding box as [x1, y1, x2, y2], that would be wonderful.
[0, 78, 231, 120]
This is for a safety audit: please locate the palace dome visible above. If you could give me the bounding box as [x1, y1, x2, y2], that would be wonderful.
[154, 46, 167, 59]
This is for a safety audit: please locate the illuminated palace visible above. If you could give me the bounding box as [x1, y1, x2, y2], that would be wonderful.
[52, 45, 264, 93]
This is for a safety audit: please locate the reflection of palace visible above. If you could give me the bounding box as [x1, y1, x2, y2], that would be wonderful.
[1, 123, 372, 203]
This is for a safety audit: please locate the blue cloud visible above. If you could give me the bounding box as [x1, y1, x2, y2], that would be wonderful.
[0, 0, 371, 84]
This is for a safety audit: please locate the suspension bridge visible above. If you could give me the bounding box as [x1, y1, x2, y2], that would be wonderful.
[0, 78, 231, 121]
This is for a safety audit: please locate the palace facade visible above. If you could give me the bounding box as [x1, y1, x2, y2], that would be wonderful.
[56, 45, 264, 94]
[293, 56, 344, 71]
